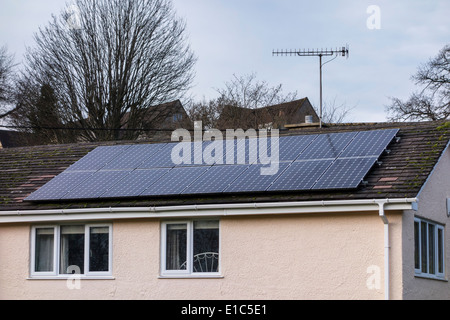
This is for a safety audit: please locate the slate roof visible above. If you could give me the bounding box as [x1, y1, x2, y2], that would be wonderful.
[0, 121, 448, 212]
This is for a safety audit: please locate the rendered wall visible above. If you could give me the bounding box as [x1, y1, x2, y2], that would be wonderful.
[402, 146, 450, 300]
[0, 211, 403, 300]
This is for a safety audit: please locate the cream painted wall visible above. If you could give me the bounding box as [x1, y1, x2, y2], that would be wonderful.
[402, 146, 450, 300]
[0, 210, 405, 300]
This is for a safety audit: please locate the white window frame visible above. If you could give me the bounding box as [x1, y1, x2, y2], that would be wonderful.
[30, 223, 113, 279]
[160, 220, 221, 278]
[414, 217, 445, 280]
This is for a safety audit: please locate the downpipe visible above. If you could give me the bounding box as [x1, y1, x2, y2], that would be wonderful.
[377, 200, 390, 300]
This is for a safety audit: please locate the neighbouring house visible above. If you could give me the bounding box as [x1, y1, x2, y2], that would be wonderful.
[217, 97, 319, 130]
[0, 121, 449, 300]
[0, 130, 33, 149]
[120, 99, 193, 140]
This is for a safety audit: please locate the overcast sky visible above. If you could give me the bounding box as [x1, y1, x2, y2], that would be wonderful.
[1, 0, 449, 122]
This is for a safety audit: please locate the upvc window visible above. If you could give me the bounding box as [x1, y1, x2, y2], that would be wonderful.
[414, 217, 445, 279]
[161, 220, 220, 277]
[31, 224, 112, 278]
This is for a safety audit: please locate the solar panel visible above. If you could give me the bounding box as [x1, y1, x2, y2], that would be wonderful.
[223, 138, 260, 165]
[25, 128, 399, 201]
[141, 166, 210, 196]
[62, 170, 132, 200]
[138, 143, 183, 168]
[339, 129, 399, 158]
[182, 165, 250, 195]
[100, 168, 171, 198]
[267, 160, 333, 191]
[277, 135, 318, 161]
[312, 157, 378, 190]
[297, 131, 357, 160]
[66, 145, 131, 171]
[25, 171, 94, 201]
[224, 162, 290, 193]
[102, 144, 166, 170]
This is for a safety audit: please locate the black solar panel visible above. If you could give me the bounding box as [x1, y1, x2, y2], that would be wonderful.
[62, 170, 132, 200]
[141, 166, 210, 196]
[103, 144, 166, 170]
[25, 171, 94, 201]
[25, 128, 399, 201]
[182, 165, 250, 195]
[224, 162, 290, 193]
[297, 131, 357, 160]
[277, 134, 318, 161]
[100, 168, 171, 198]
[312, 157, 378, 190]
[267, 160, 333, 191]
[66, 145, 131, 171]
[339, 129, 399, 158]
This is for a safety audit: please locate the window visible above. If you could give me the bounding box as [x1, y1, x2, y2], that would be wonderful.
[172, 113, 183, 123]
[31, 224, 112, 278]
[414, 217, 445, 279]
[161, 220, 220, 277]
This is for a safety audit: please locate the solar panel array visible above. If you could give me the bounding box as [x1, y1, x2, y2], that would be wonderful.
[25, 129, 399, 201]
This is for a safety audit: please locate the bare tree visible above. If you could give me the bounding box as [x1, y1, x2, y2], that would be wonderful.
[321, 97, 355, 124]
[0, 46, 17, 120]
[386, 44, 450, 121]
[15, 0, 196, 142]
[188, 73, 298, 129]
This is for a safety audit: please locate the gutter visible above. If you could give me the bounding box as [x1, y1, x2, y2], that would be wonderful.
[0, 198, 417, 224]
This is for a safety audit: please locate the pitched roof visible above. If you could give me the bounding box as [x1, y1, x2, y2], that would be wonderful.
[217, 97, 319, 129]
[0, 121, 448, 212]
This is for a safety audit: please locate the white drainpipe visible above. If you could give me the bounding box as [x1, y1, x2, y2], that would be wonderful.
[377, 200, 390, 300]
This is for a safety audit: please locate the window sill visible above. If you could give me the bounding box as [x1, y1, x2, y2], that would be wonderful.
[27, 275, 115, 280]
[414, 274, 448, 282]
[159, 274, 223, 279]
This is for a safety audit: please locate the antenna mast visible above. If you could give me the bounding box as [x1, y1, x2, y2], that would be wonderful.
[272, 46, 349, 128]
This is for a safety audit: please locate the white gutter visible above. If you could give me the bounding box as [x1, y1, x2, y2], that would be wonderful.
[0, 198, 417, 224]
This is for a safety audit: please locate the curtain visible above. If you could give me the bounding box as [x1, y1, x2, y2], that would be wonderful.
[35, 228, 54, 272]
[166, 224, 187, 270]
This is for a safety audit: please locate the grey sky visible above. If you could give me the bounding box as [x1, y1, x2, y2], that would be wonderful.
[1, 0, 449, 122]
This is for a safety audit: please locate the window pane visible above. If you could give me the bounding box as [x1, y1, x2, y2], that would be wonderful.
[166, 224, 187, 270]
[35, 228, 54, 272]
[421, 221, 428, 273]
[193, 221, 219, 273]
[438, 228, 444, 274]
[89, 227, 109, 272]
[414, 221, 420, 270]
[428, 224, 435, 274]
[60, 225, 85, 274]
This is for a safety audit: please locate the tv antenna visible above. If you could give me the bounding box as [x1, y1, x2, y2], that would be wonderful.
[272, 45, 349, 128]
